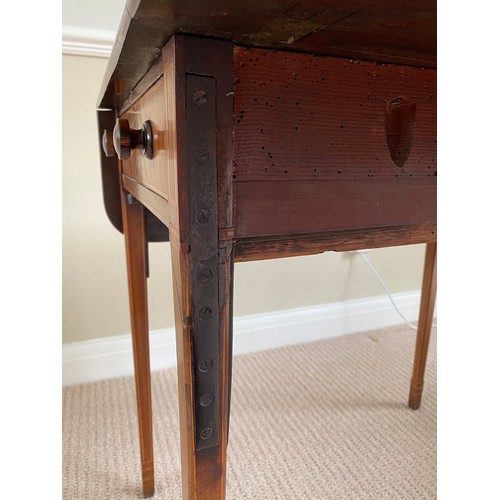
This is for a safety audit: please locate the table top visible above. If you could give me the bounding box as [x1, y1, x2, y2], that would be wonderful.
[97, 0, 436, 109]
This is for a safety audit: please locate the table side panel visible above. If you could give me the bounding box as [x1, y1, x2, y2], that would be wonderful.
[233, 47, 436, 238]
[233, 47, 436, 181]
[235, 178, 435, 237]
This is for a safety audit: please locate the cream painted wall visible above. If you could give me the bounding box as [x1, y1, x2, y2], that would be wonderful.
[62, 53, 426, 346]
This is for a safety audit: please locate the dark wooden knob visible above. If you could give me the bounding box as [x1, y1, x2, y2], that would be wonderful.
[106, 118, 154, 160]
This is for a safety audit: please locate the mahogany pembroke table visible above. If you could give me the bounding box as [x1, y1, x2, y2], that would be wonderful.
[97, 0, 436, 497]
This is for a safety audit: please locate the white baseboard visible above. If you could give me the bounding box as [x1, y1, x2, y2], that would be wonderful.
[62, 290, 430, 387]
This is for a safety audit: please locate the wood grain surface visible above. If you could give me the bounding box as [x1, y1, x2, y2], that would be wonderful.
[235, 224, 436, 262]
[409, 242, 437, 410]
[233, 47, 436, 181]
[166, 36, 235, 499]
[97, 20, 437, 496]
[98, 0, 436, 109]
[121, 76, 177, 205]
[233, 47, 436, 239]
[121, 193, 155, 497]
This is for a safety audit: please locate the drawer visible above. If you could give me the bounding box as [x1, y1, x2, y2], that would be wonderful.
[120, 74, 177, 208]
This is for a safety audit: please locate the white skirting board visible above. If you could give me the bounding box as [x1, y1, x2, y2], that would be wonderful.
[62, 290, 434, 387]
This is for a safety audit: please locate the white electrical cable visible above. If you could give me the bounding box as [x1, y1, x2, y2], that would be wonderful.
[357, 251, 437, 331]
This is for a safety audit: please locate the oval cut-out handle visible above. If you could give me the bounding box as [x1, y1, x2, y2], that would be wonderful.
[384, 96, 416, 168]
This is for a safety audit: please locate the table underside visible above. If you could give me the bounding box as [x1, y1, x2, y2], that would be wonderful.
[98, 0, 436, 109]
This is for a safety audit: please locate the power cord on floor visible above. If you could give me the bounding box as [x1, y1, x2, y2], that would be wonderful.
[355, 250, 437, 330]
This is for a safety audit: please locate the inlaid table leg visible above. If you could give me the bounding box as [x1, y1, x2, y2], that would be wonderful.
[409, 241, 437, 410]
[170, 233, 234, 499]
[121, 191, 155, 497]
[166, 35, 234, 498]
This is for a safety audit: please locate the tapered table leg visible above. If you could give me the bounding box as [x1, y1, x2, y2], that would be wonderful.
[165, 36, 234, 498]
[170, 233, 234, 499]
[121, 192, 155, 497]
[409, 241, 437, 410]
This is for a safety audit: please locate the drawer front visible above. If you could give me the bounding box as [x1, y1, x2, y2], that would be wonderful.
[120, 70, 177, 208]
[233, 47, 436, 238]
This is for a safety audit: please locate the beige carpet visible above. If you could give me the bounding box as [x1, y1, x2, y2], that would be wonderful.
[62, 324, 436, 499]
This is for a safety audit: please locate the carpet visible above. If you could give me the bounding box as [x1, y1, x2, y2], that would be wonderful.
[62, 324, 436, 499]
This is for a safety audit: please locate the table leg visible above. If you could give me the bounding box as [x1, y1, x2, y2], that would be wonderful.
[165, 36, 234, 497]
[409, 241, 437, 410]
[121, 192, 155, 497]
[170, 233, 233, 499]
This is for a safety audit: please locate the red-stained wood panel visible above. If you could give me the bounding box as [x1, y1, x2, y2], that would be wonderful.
[235, 178, 436, 238]
[233, 47, 436, 181]
[233, 47, 436, 238]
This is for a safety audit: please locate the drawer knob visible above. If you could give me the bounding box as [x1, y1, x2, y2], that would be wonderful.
[101, 129, 115, 158]
[103, 118, 154, 160]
